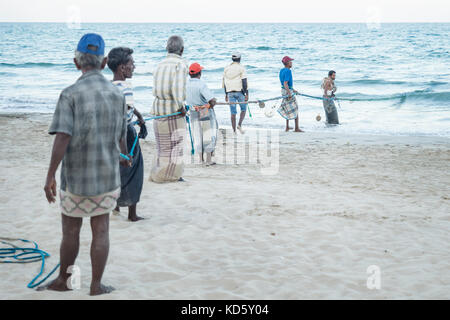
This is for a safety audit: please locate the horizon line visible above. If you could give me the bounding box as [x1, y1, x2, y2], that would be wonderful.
[0, 21, 449, 24]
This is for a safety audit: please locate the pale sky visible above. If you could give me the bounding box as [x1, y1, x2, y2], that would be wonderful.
[0, 0, 449, 23]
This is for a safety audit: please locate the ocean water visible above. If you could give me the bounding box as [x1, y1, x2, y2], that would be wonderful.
[0, 22, 449, 137]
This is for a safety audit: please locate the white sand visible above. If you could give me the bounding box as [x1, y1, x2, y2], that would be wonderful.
[0, 114, 449, 299]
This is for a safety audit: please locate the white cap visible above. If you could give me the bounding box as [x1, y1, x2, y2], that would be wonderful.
[232, 52, 241, 59]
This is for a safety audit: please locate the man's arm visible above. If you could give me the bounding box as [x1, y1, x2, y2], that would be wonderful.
[223, 77, 228, 102]
[242, 78, 248, 102]
[283, 81, 292, 98]
[133, 108, 145, 126]
[208, 98, 217, 108]
[44, 133, 71, 203]
[119, 136, 132, 167]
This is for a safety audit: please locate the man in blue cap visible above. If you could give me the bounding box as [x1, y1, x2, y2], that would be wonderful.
[41, 33, 130, 296]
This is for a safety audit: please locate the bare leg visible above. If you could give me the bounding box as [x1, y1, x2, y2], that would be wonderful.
[294, 117, 304, 132]
[206, 152, 216, 166]
[38, 214, 82, 292]
[231, 114, 237, 133]
[128, 204, 144, 222]
[238, 110, 246, 127]
[89, 214, 114, 296]
[285, 120, 290, 131]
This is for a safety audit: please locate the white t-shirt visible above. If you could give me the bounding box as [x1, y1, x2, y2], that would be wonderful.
[222, 62, 247, 92]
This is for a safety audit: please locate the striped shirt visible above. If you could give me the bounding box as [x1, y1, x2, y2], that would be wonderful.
[112, 80, 135, 124]
[152, 53, 188, 116]
[49, 70, 127, 197]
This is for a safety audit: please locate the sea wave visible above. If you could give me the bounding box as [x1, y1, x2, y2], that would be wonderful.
[340, 79, 448, 87]
[0, 62, 73, 68]
[249, 46, 275, 51]
[337, 90, 450, 103]
[133, 72, 153, 76]
[133, 85, 153, 91]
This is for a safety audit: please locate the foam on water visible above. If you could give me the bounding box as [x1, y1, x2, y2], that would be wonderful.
[0, 22, 449, 137]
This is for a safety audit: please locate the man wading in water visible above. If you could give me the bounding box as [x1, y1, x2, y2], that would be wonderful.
[321, 70, 339, 125]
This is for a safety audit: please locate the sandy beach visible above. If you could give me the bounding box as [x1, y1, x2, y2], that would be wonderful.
[0, 113, 449, 300]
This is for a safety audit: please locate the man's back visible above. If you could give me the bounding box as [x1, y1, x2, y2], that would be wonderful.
[223, 62, 247, 92]
[152, 53, 188, 116]
[186, 78, 214, 107]
[49, 70, 127, 196]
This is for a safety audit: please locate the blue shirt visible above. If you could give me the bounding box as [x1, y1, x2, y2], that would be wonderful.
[279, 68, 293, 88]
[186, 78, 214, 106]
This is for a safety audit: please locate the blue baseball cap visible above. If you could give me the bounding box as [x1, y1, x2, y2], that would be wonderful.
[77, 33, 105, 56]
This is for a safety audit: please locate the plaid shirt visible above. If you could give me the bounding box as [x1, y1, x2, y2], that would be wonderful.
[151, 53, 188, 116]
[49, 70, 127, 197]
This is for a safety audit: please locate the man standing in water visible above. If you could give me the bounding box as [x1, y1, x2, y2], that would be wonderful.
[223, 53, 248, 134]
[41, 34, 130, 296]
[321, 70, 339, 124]
[278, 56, 303, 132]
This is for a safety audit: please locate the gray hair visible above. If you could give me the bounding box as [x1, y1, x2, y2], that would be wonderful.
[166, 35, 184, 55]
[74, 50, 104, 69]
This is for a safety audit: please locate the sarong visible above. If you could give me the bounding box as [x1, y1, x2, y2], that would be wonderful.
[189, 108, 218, 154]
[60, 187, 120, 218]
[117, 123, 146, 207]
[322, 98, 339, 124]
[150, 114, 186, 183]
[278, 88, 298, 120]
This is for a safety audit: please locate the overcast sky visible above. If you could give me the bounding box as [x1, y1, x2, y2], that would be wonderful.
[0, 0, 449, 23]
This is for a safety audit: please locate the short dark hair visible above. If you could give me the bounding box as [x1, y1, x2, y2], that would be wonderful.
[328, 70, 336, 77]
[232, 57, 241, 63]
[189, 71, 201, 78]
[107, 47, 134, 72]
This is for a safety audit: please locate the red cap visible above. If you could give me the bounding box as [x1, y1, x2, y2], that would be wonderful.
[189, 62, 204, 74]
[282, 56, 294, 64]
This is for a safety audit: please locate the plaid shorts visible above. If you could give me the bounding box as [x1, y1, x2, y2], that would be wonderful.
[278, 88, 299, 120]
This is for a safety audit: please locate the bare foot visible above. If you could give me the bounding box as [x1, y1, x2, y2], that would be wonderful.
[285, 127, 290, 132]
[90, 283, 115, 296]
[37, 277, 70, 292]
[294, 128, 304, 132]
[128, 216, 145, 222]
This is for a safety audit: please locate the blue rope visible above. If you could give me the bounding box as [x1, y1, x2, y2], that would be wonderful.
[185, 106, 195, 155]
[120, 111, 183, 160]
[0, 238, 60, 289]
[129, 135, 139, 157]
[255, 92, 335, 104]
[295, 92, 334, 101]
[133, 111, 182, 125]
